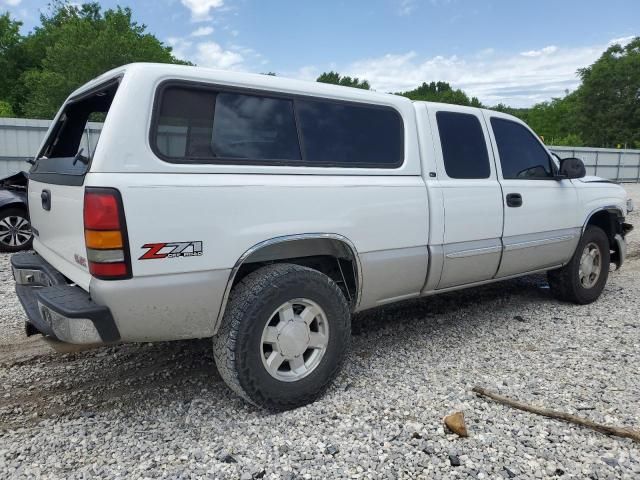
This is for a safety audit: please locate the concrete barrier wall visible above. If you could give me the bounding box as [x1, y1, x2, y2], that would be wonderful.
[1, 117, 639, 182]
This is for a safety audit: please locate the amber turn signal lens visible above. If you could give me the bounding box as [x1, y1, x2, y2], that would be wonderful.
[85, 230, 123, 249]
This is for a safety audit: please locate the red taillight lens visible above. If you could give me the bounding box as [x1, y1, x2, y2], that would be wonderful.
[84, 191, 120, 230]
[83, 188, 131, 280]
[88, 262, 128, 278]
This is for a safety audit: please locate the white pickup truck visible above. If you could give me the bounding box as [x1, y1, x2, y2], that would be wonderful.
[11, 64, 633, 409]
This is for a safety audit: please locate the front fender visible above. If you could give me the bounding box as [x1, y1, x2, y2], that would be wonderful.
[0, 189, 28, 211]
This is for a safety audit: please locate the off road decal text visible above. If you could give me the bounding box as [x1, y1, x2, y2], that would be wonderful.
[139, 241, 203, 260]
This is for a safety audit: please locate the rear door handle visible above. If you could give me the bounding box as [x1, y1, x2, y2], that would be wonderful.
[506, 193, 522, 208]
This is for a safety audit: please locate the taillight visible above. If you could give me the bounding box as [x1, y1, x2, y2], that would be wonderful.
[83, 188, 131, 280]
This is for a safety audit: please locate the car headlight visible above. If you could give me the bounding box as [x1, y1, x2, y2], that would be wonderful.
[627, 198, 634, 213]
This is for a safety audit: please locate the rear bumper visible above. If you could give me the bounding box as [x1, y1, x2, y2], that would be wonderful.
[11, 252, 120, 344]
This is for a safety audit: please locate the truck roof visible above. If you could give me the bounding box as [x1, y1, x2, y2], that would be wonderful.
[69, 62, 414, 108]
[68, 63, 517, 124]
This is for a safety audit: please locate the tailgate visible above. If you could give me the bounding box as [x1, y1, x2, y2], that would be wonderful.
[26, 77, 121, 290]
[28, 179, 91, 289]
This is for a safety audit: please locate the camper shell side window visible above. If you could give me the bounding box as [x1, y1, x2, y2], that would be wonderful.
[150, 80, 405, 169]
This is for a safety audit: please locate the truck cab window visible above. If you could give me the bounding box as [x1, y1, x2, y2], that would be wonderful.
[491, 117, 553, 179]
[436, 111, 490, 179]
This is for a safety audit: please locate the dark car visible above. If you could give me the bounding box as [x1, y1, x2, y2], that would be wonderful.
[0, 171, 32, 252]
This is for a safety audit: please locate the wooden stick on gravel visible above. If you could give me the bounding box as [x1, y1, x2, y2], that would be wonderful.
[472, 386, 640, 443]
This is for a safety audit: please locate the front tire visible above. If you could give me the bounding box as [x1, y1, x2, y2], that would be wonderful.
[213, 263, 351, 410]
[547, 225, 610, 304]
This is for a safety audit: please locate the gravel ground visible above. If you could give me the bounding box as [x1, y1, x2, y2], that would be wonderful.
[1, 185, 639, 479]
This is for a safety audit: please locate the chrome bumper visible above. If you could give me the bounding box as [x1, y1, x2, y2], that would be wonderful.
[11, 252, 119, 344]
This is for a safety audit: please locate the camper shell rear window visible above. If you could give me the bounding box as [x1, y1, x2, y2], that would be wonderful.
[30, 78, 119, 186]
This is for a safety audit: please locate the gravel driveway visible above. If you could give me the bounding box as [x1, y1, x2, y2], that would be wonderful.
[1, 186, 639, 479]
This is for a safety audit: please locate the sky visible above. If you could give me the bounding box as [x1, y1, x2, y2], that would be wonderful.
[2, 0, 639, 107]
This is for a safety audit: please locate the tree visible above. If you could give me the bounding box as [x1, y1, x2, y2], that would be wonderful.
[521, 93, 582, 145]
[575, 37, 640, 148]
[0, 13, 23, 106]
[508, 36, 640, 148]
[316, 71, 370, 90]
[398, 81, 483, 107]
[0, 100, 14, 117]
[2, 2, 189, 118]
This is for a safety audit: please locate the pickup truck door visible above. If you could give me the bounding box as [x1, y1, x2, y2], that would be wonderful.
[426, 105, 504, 289]
[483, 111, 581, 277]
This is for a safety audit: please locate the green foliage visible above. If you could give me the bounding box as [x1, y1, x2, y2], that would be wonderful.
[0, 12, 23, 106]
[520, 93, 581, 145]
[316, 71, 370, 90]
[0, 100, 14, 116]
[575, 38, 640, 148]
[370, 36, 638, 148]
[492, 38, 639, 147]
[552, 133, 584, 147]
[1, 1, 189, 118]
[398, 81, 483, 107]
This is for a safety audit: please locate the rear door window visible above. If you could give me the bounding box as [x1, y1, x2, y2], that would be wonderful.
[31, 80, 117, 185]
[436, 111, 490, 179]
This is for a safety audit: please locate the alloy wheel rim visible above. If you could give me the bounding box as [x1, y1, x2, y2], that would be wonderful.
[578, 242, 602, 289]
[260, 298, 329, 382]
[0, 216, 32, 248]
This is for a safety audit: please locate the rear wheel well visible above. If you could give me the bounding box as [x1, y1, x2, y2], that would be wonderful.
[236, 255, 357, 303]
[231, 238, 360, 307]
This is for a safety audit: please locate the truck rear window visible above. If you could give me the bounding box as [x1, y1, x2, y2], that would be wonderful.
[151, 82, 404, 168]
[436, 111, 490, 179]
[30, 79, 118, 185]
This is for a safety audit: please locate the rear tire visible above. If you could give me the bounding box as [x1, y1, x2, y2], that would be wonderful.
[213, 263, 351, 410]
[0, 207, 33, 253]
[547, 226, 610, 304]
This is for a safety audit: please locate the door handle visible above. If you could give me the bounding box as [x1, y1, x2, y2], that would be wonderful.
[41, 189, 51, 211]
[506, 193, 522, 208]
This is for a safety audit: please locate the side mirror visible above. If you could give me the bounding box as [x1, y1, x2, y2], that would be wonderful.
[558, 157, 586, 179]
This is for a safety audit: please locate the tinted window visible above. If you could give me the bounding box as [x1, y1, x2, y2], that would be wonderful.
[491, 118, 553, 179]
[154, 87, 301, 161]
[212, 93, 301, 160]
[296, 99, 403, 167]
[155, 87, 215, 158]
[436, 111, 490, 179]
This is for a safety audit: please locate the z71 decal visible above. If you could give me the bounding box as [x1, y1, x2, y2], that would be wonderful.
[139, 241, 203, 260]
